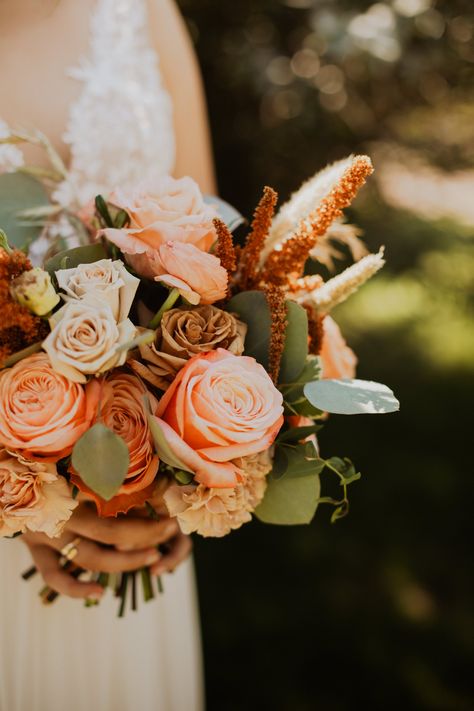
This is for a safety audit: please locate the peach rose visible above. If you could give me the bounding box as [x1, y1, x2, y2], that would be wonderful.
[164, 450, 272, 537]
[72, 373, 160, 516]
[147, 241, 228, 304]
[102, 176, 217, 261]
[320, 316, 357, 380]
[155, 349, 284, 488]
[0, 449, 77, 538]
[0, 353, 100, 461]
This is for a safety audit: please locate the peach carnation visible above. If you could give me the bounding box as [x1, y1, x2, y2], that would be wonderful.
[164, 450, 272, 537]
[0, 449, 77, 538]
[0, 353, 100, 461]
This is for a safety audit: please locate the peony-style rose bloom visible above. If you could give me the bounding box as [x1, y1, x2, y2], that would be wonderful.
[10, 267, 60, 316]
[55, 259, 139, 322]
[147, 241, 228, 305]
[164, 449, 272, 537]
[0, 449, 77, 538]
[156, 349, 284, 488]
[132, 305, 246, 390]
[42, 296, 136, 383]
[0, 353, 100, 461]
[320, 315, 357, 380]
[101, 176, 217, 261]
[71, 373, 160, 516]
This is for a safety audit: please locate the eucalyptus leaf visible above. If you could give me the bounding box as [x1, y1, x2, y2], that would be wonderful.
[304, 378, 400, 415]
[226, 291, 308, 382]
[277, 424, 322, 445]
[71, 423, 130, 501]
[255, 467, 321, 525]
[268, 445, 289, 481]
[204, 194, 246, 232]
[147, 415, 193, 473]
[0, 172, 50, 249]
[44, 243, 108, 276]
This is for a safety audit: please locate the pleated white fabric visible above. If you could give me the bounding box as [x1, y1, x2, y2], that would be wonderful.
[0, 540, 204, 711]
[0, 1, 204, 709]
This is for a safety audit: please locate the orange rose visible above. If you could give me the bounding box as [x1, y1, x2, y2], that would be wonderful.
[155, 349, 284, 488]
[320, 316, 357, 380]
[72, 373, 160, 516]
[102, 176, 217, 262]
[0, 353, 100, 461]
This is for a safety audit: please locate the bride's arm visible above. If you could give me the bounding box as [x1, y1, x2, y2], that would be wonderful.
[147, 0, 217, 193]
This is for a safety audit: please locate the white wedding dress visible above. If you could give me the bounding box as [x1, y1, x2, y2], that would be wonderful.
[0, 2, 204, 710]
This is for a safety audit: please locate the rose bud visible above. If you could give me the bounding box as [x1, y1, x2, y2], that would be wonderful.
[10, 267, 60, 316]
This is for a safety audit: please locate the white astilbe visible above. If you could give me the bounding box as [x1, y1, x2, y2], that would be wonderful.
[260, 155, 356, 262]
[296, 248, 385, 314]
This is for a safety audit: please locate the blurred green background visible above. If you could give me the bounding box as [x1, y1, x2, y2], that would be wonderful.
[177, 1, 474, 709]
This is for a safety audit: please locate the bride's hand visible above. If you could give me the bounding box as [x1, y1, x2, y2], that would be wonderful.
[22, 501, 192, 599]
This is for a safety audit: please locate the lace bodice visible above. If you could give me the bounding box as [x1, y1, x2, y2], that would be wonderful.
[54, 0, 175, 208]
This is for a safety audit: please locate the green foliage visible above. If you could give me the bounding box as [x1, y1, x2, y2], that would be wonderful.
[44, 243, 108, 276]
[71, 423, 130, 501]
[304, 378, 400, 415]
[255, 441, 323, 525]
[0, 172, 49, 249]
[226, 290, 308, 383]
[280, 356, 323, 417]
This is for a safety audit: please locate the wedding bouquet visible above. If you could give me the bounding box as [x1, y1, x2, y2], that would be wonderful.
[0, 126, 399, 610]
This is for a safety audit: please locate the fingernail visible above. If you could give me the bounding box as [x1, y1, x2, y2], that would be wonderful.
[146, 552, 160, 565]
[152, 564, 165, 576]
[88, 591, 103, 601]
[117, 544, 134, 551]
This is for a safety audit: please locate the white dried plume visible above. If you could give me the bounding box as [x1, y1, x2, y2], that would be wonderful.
[261, 155, 356, 262]
[310, 220, 368, 271]
[296, 247, 385, 314]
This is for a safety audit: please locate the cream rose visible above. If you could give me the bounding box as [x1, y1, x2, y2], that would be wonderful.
[155, 349, 284, 488]
[132, 305, 246, 389]
[55, 259, 139, 322]
[0, 353, 100, 461]
[0, 449, 77, 538]
[102, 176, 217, 260]
[42, 296, 136, 383]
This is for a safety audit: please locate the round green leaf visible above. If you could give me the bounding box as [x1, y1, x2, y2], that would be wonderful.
[71, 423, 130, 501]
[304, 378, 400, 415]
[0, 172, 50, 249]
[255, 468, 321, 525]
